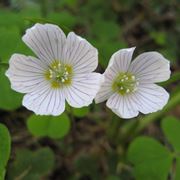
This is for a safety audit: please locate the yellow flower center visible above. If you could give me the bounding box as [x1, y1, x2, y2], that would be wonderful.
[112, 72, 138, 95]
[45, 61, 73, 88]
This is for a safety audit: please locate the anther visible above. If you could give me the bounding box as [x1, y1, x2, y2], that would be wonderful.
[133, 87, 137, 92]
[132, 76, 135, 80]
[58, 63, 61, 68]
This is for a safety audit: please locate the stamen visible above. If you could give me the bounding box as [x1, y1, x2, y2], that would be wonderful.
[112, 72, 138, 95]
[133, 87, 137, 92]
[61, 78, 65, 82]
[136, 82, 139, 86]
[45, 61, 72, 88]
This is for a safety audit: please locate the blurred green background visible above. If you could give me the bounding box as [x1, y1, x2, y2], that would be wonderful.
[0, 0, 179, 180]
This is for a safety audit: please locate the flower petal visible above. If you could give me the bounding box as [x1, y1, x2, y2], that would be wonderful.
[107, 47, 135, 72]
[6, 54, 45, 93]
[132, 83, 169, 114]
[95, 82, 113, 103]
[129, 52, 171, 83]
[106, 93, 139, 119]
[95, 71, 114, 103]
[62, 32, 98, 74]
[64, 73, 102, 108]
[22, 23, 66, 64]
[23, 87, 65, 116]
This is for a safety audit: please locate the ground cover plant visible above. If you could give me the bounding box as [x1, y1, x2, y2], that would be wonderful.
[0, 0, 179, 179]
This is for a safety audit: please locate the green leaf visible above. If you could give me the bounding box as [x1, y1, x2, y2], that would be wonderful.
[0, 123, 11, 179]
[0, 68, 22, 110]
[175, 157, 180, 180]
[8, 147, 55, 180]
[92, 20, 120, 40]
[73, 107, 90, 118]
[27, 113, 71, 139]
[0, 26, 33, 63]
[128, 136, 173, 180]
[58, 0, 78, 8]
[150, 31, 166, 45]
[94, 39, 127, 68]
[162, 116, 180, 153]
[47, 11, 77, 29]
[0, 27, 21, 61]
[0, 10, 22, 28]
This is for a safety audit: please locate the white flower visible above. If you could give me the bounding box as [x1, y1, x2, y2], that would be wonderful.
[6, 23, 102, 116]
[95, 47, 171, 119]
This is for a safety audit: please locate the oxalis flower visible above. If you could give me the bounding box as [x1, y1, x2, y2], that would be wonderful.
[6, 23, 102, 115]
[95, 47, 171, 119]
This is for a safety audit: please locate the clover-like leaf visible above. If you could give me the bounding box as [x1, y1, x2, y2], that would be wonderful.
[0, 69, 22, 110]
[0, 27, 21, 61]
[47, 11, 77, 29]
[27, 113, 71, 139]
[8, 147, 55, 180]
[0, 123, 11, 180]
[73, 107, 90, 118]
[161, 116, 180, 153]
[128, 136, 173, 180]
[174, 157, 180, 180]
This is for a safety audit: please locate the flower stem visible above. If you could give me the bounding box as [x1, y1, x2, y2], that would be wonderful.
[68, 106, 76, 134]
[107, 112, 123, 145]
